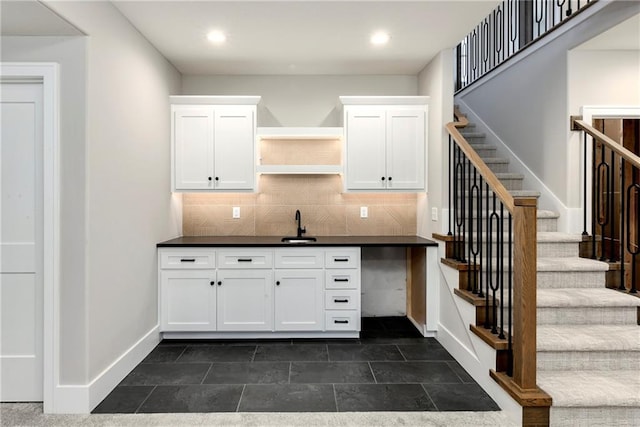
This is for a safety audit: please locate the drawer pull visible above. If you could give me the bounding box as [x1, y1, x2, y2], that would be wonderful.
[237, 258, 253, 262]
[334, 278, 349, 282]
[334, 320, 349, 324]
[180, 258, 196, 262]
[334, 258, 349, 262]
[334, 298, 349, 303]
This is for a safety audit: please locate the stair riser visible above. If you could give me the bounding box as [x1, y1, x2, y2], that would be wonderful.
[538, 351, 640, 371]
[550, 407, 640, 427]
[537, 307, 638, 325]
[538, 242, 579, 257]
[537, 271, 606, 289]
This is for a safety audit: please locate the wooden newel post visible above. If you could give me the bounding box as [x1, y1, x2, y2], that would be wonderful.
[512, 197, 538, 390]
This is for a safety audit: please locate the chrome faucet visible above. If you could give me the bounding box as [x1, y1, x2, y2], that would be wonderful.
[295, 210, 306, 238]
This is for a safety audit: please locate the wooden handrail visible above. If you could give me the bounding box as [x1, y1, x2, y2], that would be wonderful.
[448, 108, 515, 212]
[574, 119, 640, 168]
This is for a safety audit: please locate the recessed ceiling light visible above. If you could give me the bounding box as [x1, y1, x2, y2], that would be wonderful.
[207, 31, 227, 44]
[370, 31, 390, 46]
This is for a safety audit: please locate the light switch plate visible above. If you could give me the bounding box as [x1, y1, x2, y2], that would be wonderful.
[232, 206, 240, 219]
[431, 207, 438, 221]
[360, 206, 368, 218]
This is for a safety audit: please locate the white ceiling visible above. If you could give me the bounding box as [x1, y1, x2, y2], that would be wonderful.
[110, 0, 501, 75]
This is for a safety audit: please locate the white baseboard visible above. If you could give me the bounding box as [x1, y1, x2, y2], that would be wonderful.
[49, 325, 160, 413]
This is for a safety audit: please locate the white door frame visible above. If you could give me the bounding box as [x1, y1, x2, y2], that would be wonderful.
[1, 62, 59, 413]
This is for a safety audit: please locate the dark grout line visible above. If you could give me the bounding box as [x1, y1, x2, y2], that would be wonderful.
[235, 384, 246, 412]
[200, 363, 214, 384]
[133, 385, 156, 414]
[421, 383, 439, 411]
[367, 362, 378, 384]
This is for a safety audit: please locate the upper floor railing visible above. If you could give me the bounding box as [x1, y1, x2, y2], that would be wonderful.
[572, 116, 640, 293]
[455, 0, 597, 92]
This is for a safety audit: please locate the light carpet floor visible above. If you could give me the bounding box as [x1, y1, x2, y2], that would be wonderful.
[1, 403, 518, 427]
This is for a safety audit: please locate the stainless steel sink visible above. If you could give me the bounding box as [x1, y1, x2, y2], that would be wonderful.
[281, 236, 317, 244]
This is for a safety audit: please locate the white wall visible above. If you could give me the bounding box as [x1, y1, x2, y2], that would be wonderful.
[182, 74, 417, 126]
[1, 36, 89, 385]
[456, 0, 640, 220]
[417, 50, 454, 239]
[42, 1, 182, 385]
[568, 49, 640, 111]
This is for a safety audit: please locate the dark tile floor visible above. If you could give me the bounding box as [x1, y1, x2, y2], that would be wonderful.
[93, 317, 499, 413]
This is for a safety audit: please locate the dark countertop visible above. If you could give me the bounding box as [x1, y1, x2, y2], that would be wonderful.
[157, 235, 438, 248]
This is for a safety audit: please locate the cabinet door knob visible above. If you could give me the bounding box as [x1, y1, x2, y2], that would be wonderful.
[388, 176, 392, 181]
[208, 177, 212, 181]
[215, 177, 219, 181]
[210, 281, 215, 286]
[217, 281, 222, 286]
[276, 281, 280, 286]
[381, 177, 385, 181]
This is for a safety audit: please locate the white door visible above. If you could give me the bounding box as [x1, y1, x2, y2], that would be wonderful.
[386, 109, 426, 190]
[216, 270, 273, 331]
[213, 107, 255, 190]
[345, 109, 387, 190]
[160, 270, 217, 331]
[1, 82, 44, 401]
[274, 270, 324, 331]
[173, 106, 214, 190]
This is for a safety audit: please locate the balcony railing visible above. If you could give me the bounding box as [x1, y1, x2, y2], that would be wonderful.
[455, 0, 596, 92]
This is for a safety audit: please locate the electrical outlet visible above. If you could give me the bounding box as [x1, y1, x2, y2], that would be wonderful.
[431, 207, 438, 221]
[360, 206, 368, 218]
[232, 206, 240, 219]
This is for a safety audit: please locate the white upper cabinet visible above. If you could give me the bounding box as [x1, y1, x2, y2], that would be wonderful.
[341, 96, 428, 192]
[171, 96, 260, 192]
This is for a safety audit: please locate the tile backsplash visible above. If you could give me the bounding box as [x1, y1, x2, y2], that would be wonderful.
[182, 175, 417, 236]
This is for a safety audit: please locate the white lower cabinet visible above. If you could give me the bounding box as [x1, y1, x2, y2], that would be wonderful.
[216, 269, 273, 331]
[160, 270, 217, 331]
[158, 246, 361, 336]
[274, 270, 324, 331]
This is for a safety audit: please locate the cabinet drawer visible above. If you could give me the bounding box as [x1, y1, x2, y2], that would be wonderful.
[325, 270, 358, 290]
[325, 311, 359, 331]
[325, 249, 360, 269]
[217, 250, 273, 269]
[160, 250, 216, 269]
[325, 290, 359, 310]
[275, 249, 324, 269]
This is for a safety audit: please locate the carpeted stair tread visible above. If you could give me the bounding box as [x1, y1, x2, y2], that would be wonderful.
[537, 325, 640, 351]
[536, 232, 583, 242]
[537, 370, 640, 407]
[537, 288, 640, 308]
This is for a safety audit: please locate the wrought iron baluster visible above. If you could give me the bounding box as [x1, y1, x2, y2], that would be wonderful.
[591, 135, 597, 258]
[582, 132, 588, 236]
[498, 202, 505, 340]
[467, 158, 473, 287]
[470, 168, 480, 294]
[627, 182, 640, 293]
[620, 159, 626, 291]
[489, 193, 499, 335]
[478, 177, 485, 298]
[448, 135, 453, 236]
[596, 143, 610, 261]
[507, 212, 513, 376]
[482, 18, 489, 76]
[484, 182, 491, 327]
[609, 148, 616, 261]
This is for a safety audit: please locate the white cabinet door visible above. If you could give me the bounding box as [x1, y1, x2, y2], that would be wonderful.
[214, 107, 255, 190]
[160, 270, 216, 331]
[217, 269, 273, 331]
[345, 109, 386, 190]
[386, 109, 425, 190]
[173, 106, 215, 190]
[274, 270, 324, 331]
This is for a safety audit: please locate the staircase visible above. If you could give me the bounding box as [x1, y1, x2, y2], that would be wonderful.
[449, 119, 640, 426]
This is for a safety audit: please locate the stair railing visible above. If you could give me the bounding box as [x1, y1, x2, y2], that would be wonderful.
[572, 117, 640, 293]
[446, 107, 544, 401]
